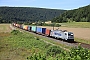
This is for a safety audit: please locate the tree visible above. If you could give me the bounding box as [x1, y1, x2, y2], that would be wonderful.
[87, 14, 90, 22]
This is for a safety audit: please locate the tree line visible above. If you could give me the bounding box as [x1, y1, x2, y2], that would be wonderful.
[0, 7, 66, 23]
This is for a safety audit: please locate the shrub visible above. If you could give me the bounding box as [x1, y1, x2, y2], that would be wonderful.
[27, 53, 46, 60]
[46, 46, 62, 56]
[11, 30, 21, 35]
[69, 46, 90, 60]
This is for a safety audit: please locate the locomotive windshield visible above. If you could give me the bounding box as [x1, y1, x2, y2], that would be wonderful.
[68, 32, 73, 36]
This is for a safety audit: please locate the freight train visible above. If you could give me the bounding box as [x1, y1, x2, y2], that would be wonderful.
[12, 23, 74, 42]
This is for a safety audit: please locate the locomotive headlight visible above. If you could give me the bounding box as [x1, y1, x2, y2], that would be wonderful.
[71, 34, 73, 35]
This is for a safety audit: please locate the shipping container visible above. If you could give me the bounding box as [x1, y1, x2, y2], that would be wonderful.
[18, 24, 21, 28]
[42, 28, 46, 34]
[28, 26, 32, 31]
[36, 27, 42, 34]
[45, 29, 51, 36]
[23, 26, 25, 29]
[23, 25, 28, 30]
[20, 25, 23, 29]
[31, 26, 37, 32]
[24, 26, 28, 30]
[17, 24, 20, 28]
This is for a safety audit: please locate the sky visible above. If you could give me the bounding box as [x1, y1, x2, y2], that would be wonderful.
[0, 0, 90, 10]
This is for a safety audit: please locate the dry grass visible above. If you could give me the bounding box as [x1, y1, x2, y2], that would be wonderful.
[0, 24, 12, 33]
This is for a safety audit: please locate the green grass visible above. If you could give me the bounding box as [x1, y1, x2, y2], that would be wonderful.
[41, 37, 71, 51]
[8, 30, 52, 51]
[57, 22, 90, 28]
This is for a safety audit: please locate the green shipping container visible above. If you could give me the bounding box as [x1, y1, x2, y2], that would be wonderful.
[31, 26, 37, 32]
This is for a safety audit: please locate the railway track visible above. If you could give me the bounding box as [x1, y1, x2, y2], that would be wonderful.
[10, 24, 90, 50]
[71, 41, 90, 49]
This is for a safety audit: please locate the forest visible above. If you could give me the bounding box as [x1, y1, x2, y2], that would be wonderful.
[0, 5, 90, 24]
[52, 5, 90, 23]
[0, 7, 66, 23]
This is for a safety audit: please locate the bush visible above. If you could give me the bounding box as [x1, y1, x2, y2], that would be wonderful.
[46, 46, 62, 56]
[69, 46, 90, 60]
[11, 30, 21, 35]
[55, 24, 61, 27]
[27, 53, 46, 60]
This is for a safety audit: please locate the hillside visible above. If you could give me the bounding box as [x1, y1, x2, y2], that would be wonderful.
[52, 5, 90, 23]
[0, 7, 66, 23]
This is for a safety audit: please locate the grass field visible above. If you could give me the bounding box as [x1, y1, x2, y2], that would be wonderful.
[57, 22, 90, 28]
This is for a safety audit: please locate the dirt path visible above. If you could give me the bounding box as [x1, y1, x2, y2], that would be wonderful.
[39, 26, 90, 40]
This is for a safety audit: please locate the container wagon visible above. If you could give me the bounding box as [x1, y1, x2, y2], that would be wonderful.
[45, 29, 51, 36]
[17, 24, 20, 28]
[20, 25, 23, 29]
[23, 25, 28, 30]
[50, 30, 74, 42]
[31, 26, 37, 32]
[23, 26, 25, 30]
[28, 26, 32, 31]
[24, 26, 28, 31]
[36, 27, 42, 34]
[42, 28, 46, 35]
